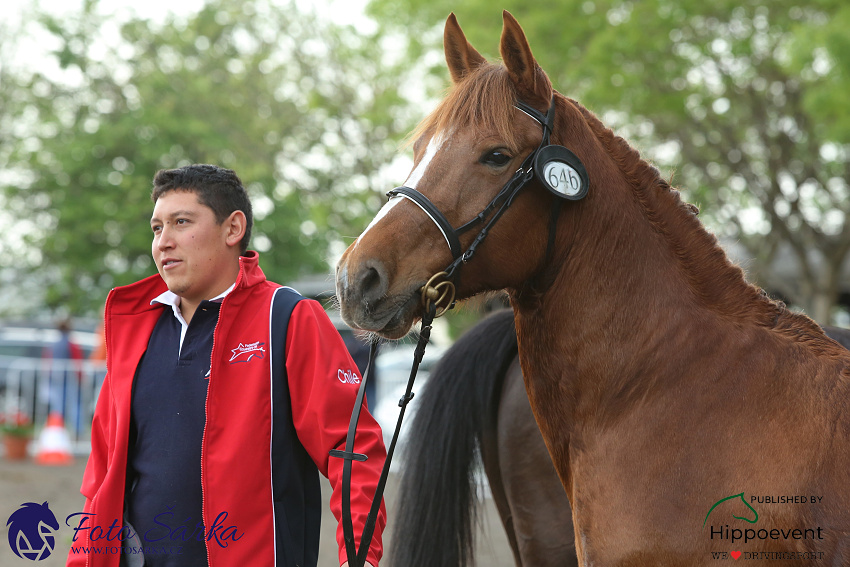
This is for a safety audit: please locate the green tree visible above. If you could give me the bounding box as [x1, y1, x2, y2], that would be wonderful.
[0, 0, 411, 315]
[368, 0, 850, 324]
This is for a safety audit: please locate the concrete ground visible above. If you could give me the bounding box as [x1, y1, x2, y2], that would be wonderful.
[1, 457, 514, 566]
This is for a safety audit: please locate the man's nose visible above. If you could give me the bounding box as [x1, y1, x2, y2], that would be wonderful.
[157, 226, 175, 249]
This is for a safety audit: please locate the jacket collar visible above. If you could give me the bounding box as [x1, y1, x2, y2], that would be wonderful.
[108, 251, 266, 315]
[234, 250, 266, 290]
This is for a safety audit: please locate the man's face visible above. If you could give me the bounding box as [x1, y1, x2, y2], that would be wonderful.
[150, 190, 238, 304]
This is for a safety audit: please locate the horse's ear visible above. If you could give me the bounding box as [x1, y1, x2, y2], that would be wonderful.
[500, 10, 552, 104]
[444, 13, 487, 84]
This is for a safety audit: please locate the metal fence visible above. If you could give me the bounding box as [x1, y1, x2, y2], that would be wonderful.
[0, 344, 448, 459]
[0, 355, 105, 456]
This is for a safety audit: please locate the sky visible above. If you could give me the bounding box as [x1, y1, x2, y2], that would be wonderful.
[2, 0, 377, 88]
[4, 0, 375, 68]
[5, 0, 372, 26]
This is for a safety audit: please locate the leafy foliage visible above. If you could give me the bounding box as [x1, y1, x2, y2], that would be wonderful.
[0, 0, 412, 315]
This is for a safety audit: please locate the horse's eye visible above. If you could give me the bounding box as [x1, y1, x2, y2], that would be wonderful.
[480, 150, 512, 168]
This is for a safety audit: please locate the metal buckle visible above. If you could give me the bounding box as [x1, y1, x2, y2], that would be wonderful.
[420, 271, 456, 318]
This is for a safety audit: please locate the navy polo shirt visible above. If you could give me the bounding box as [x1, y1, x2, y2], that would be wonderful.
[126, 295, 224, 566]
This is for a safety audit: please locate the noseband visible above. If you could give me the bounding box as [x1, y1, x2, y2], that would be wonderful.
[387, 97, 582, 314]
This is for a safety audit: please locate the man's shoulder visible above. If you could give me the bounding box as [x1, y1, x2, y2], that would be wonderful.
[113, 273, 167, 296]
[107, 274, 168, 316]
[268, 286, 313, 319]
[240, 280, 309, 303]
[273, 284, 305, 297]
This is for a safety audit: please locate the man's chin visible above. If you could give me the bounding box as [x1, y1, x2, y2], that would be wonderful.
[162, 279, 188, 298]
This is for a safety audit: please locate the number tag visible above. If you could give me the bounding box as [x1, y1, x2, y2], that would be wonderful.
[543, 161, 583, 197]
[533, 145, 589, 201]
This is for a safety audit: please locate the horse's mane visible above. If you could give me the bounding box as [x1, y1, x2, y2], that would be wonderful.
[567, 98, 844, 357]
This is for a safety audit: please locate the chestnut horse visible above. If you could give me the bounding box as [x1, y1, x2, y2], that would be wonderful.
[337, 11, 850, 565]
[389, 311, 850, 566]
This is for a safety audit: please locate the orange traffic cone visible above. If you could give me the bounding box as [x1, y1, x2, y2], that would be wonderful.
[35, 412, 74, 465]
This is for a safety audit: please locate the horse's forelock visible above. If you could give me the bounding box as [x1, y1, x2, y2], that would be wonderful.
[408, 63, 525, 151]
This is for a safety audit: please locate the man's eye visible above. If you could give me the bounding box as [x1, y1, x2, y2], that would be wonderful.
[152, 225, 161, 233]
[480, 150, 512, 167]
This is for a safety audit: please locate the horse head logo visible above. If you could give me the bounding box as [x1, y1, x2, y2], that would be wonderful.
[703, 492, 759, 528]
[6, 502, 60, 561]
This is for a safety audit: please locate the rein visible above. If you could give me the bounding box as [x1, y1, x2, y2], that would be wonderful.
[331, 96, 583, 567]
[330, 302, 437, 567]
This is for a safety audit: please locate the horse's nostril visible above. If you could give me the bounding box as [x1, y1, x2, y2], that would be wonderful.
[361, 267, 379, 292]
[357, 260, 388, 305]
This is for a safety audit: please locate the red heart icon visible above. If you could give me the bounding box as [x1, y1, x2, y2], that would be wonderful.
[731, 551, 742, 560]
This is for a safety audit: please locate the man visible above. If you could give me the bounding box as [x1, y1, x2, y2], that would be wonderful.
[68, 164, 385, 567]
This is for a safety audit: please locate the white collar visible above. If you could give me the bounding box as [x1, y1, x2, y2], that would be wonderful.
[149, 284, 236, 352]
[149, 283, 235, 310]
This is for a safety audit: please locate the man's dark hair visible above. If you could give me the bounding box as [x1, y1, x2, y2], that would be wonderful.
[151, 164, 253, 254]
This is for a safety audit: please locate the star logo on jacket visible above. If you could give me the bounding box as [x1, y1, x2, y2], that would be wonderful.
[337, 368, 361, 385]
[229, 341, 266, 363]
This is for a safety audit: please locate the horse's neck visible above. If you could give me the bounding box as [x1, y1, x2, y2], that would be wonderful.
[509, 157, 774, 431]
[511, 221, 686, 420]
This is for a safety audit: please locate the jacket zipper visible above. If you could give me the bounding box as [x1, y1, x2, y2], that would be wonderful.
[87, 288, 114, 567]
[201, 257, 244, 566]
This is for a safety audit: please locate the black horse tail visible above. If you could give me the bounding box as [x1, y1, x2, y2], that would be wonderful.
[389, 308, 518, 567]
[823, 325, 850, 350]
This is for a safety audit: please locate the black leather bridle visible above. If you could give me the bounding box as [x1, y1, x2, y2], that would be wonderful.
[330, 96, 575, 567]
[387, 98, 558, 287]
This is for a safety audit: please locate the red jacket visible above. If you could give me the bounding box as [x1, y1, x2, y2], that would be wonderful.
[67, 252, 386, 566]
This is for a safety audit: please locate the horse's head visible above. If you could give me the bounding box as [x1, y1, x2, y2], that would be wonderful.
[337, 11, 596, 338]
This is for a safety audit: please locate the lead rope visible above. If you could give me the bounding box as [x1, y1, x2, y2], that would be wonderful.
[330, 299, 439, 567]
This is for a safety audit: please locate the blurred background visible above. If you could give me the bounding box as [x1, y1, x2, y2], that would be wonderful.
[1, 0, 849, 563]
[2, 0, 850, 327]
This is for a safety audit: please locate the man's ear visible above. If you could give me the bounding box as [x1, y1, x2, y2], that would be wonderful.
[224, 210, 247, 248]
